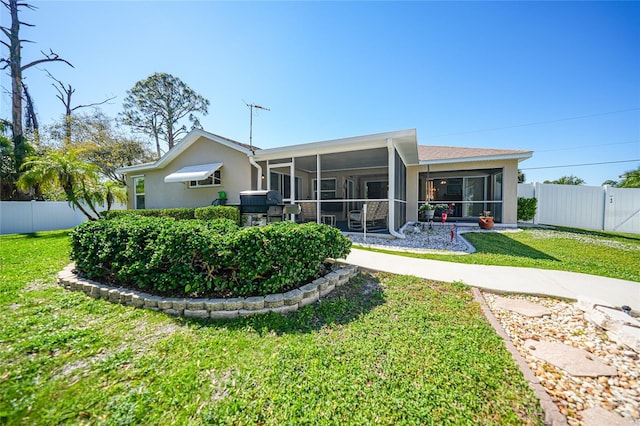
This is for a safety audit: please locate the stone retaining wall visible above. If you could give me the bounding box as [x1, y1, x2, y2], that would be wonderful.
[57, 263, 358, 319]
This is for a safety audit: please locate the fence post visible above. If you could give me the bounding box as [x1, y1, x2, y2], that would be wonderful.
[533, 182, 541, 225]
[30, 200, 36, 233]
[603, 185, 610, 231]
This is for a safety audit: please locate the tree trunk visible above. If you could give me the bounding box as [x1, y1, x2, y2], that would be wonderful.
[153, 128, 161, 159]
[8, 0, 24, 170]
[73, 200, 97, 221]
[4, 0, 72, 171]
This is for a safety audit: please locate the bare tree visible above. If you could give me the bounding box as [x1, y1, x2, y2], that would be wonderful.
[45, 70, 115, 144]
[23, 82, 38, 134]
[1, 0, 73, 171]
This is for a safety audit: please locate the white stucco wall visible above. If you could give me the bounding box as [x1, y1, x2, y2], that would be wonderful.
[126, 136, 253, 209]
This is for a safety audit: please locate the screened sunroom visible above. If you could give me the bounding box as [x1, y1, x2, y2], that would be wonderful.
[252, 129, 419, 235]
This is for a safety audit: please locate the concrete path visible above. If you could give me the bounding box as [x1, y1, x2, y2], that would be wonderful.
[345, 249, 640, 312]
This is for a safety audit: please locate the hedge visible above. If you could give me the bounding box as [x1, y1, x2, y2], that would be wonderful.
[104, 208, 196, 220]
[70, 217, 351, 297]
[194, 205, 241, 225]
[517, 197, 538, 221]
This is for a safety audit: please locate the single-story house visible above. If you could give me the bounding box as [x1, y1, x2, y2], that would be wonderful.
[117, 128, 532, 234]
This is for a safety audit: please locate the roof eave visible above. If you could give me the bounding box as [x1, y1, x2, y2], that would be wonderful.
[117, 128, 252, 175]
[116, 163, 157, 174]
[254, 129, 417, 161]
[419, 151, 533, 166]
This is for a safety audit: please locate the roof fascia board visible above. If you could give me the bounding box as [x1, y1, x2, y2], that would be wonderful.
[255, 140, 386, 161]
[157, 128, 252, 167]
[419, 152, 533, 166]
[115, 162, 156, 174]
[117, 128, 252, 174]
[393, 138, 420, 166]
[255, 129, 416, 161]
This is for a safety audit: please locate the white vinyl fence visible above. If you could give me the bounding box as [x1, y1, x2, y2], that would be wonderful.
[0, 201, 125, 235]
[518, 183, 640, 234]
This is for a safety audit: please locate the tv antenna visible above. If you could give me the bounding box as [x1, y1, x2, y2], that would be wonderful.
[244, 100, 270, 152]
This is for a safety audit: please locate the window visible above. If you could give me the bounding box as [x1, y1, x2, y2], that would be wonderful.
[417, 168, 504, 220]
[312, 178, 337, 200]
[270, 172, 301, 200]
[189, 170, 221, 188]
[134, 176, 145, 209]
[365, 180, 388, 199]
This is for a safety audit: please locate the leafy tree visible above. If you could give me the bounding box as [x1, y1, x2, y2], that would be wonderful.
[45, 110, 154, 185]
[1, 120, 36, 199]
[0, 0, 72, 171]
[0, 122, 16, 198]
[601, 179, 618, 187]
[518, 169, 525, 183]
[617, 166, 640, 188]
[543, 175, 585, 185]
[17, 150, 122, 220]
[120, 72, 209, 158]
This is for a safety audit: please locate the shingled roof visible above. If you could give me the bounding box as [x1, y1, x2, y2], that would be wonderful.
[418, 145, 532, 162]
[207, 132, 256, 151]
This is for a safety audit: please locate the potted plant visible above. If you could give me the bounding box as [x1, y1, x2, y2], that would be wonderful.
[479, 210, 494, 230]
[419, 203, 435, 221]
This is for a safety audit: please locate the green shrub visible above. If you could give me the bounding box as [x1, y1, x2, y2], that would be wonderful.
[71, 216, 172, 287]
[225, 221, 352, 295]
[204, 218, 241, 235]
[517, 197, 537, 221]
[159, 208, 196, 220]
[105, 209, 161, 219]
[195, 205, 241, 225]
[70, 217, 351, 297]
[105, 208, 196, 220]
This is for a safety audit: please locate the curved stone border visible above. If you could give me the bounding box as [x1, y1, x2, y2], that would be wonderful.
[57, 263, 358, 319]
[471, 288, 568, 426]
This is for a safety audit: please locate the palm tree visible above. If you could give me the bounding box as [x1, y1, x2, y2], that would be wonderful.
[617, 167, 640, 188]
[17, 150, 104, 220]
[101, 180, 127, 211]
[544, 175, 585, 185]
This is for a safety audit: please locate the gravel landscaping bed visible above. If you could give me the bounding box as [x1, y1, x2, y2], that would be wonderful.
[347, 222, 481, 253]
[484, 292, 640, 426]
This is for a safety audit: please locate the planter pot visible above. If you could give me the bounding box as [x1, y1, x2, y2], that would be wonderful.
[418, 209, 435, 222]
[478, 217, 494, 230]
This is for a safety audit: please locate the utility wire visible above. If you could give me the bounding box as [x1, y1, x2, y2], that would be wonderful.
[521, 159, 639, 170]
[428, 107, 640, 139]
[534, 140, 639, 153]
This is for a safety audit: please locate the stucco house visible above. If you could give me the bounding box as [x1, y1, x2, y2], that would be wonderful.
[117, 128, 532, 234]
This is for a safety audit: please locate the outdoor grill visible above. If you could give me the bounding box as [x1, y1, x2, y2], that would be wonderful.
[239, 190, 284, 225]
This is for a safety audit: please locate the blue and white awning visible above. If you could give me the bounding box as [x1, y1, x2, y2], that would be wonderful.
[164, 163, 223, 183]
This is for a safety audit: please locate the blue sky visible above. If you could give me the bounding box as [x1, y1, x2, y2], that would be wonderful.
[2, 1, 639, 185]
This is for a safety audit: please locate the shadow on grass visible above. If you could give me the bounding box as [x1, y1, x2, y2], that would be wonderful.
[553, 226, 640, 243]
[7, 230, 72, 240]
[465, 232, 559, 261]
[180, 272, 386, 335]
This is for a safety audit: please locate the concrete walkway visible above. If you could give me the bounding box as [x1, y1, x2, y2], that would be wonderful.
[345, 248, 640, 312]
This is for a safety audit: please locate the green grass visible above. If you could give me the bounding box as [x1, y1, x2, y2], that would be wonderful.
[0, 230, 543, 425]
[361, 227, 640, 282]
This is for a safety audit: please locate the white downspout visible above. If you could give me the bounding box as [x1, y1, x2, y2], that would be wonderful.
[290, 158, 296, 221]
[316, 154, 321, 223]
[249, 155, 262, 190]
[387, 138, 405, 239]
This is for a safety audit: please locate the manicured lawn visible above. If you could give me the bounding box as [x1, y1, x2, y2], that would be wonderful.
[364, 227, 640, 282]
[0, 230, 543, 425]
